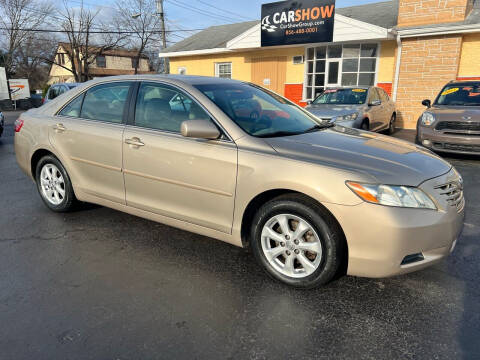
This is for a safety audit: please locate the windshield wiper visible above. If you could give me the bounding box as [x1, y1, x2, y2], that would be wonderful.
[304, 123, 334, 133]
[256, 130, 304, 138]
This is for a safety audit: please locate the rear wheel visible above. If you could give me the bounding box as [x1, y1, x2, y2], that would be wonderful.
[35, 155, 77, 212]
[361, 120, 369, 131]
[250, 194, 345, 288]
[387, 113, 396, 135]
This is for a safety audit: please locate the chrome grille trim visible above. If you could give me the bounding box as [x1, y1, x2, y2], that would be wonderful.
[434, 180, 464, 212]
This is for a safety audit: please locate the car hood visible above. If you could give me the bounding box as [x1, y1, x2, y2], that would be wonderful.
[264, 126, 452, 186]
[305, 104, 364, 119]
[428, 105, 480, 121]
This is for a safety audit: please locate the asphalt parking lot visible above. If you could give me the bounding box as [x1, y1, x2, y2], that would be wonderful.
[1, 110, 479, 359]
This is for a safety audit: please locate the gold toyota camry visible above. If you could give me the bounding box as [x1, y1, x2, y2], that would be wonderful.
[14, 75, 465, 288]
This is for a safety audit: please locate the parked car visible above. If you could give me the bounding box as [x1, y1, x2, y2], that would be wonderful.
[417, 80, 480, 155]
[43, 83, 79, 104]
[0, 111, 4, 137]
[30, 93, 44, 108]
[305, 86, 397, 134]
[15, 76, 464, 288]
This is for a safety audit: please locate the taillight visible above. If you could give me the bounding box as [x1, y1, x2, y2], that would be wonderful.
[14, 118, 24, 132]
[42, 98, 45, 104]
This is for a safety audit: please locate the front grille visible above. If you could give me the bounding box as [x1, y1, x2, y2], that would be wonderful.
[434, 180, 465, 212]
[435, 121, 480, 132]
[433, 142, 480, 153]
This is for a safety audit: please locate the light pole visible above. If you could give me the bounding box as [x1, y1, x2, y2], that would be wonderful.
[156, 0, 169, 74]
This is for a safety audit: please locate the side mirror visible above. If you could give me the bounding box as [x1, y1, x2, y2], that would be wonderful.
[307, 100, 313, 105]
[422, 99, 431, 108]
[369, 100, 381, 107]
[181, 120, 220, 140]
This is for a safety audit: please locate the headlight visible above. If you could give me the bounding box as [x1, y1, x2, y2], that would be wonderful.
[421, 112, 435, 126]
[346, 182, 437, 210]
[335, 113, 359, 122]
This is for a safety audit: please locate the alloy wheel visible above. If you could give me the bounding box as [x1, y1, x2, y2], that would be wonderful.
[261, 214, 323, 278]
[40, 163, 66, 206]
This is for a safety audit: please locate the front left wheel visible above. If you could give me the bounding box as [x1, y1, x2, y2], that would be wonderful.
[250, 194, 345, 288]
[35, 155, 77, 212]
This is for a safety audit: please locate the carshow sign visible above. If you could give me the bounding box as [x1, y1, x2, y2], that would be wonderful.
[261, 0, 335, 47]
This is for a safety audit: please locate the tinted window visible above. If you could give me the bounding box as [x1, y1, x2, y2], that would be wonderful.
[368, 88, 380, 103]
[59, 94, 84, 117]
[436, 84, 480, 106]
[80, 82, 130, 123]
[195, 83, 324, 138]
[134, 82, 211, 133]
[313, 88, 368, 105]
[48, 86, 59, 100]
[378, 88, 389, 102]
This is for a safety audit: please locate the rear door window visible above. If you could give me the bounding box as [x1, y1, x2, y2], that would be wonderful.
[80, 82, 131, 123]
[48, 86, 59, 100]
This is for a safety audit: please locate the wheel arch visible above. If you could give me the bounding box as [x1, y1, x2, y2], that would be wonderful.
[240, 188, 348, 276]
[31, 148, 57, 181]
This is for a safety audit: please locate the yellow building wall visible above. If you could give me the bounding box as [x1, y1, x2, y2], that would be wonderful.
[458, 33, 480, 77]
[378, 40, 396, 83]
[169, 47, 305, 84]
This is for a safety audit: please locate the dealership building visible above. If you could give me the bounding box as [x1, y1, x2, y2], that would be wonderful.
[161, 0, 480, 129]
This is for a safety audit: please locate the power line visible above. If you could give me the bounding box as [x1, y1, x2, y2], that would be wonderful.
[0, 27, 206, 34]
[166, 0, 244, 23]
[195, 0, 254, 21]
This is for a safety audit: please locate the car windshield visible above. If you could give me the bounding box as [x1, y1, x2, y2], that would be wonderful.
[313, 88, 368, 105]
[194, 82, 329, 137]
[435, 84, 480, 106]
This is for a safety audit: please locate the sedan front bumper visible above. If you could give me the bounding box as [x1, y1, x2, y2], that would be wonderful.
[323, 169, 464, 278]
[418, 125, 480, 155]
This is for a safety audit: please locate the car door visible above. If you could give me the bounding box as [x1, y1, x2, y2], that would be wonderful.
[49, 81, 133, 204]
[378, 88, 395, 128]
[366, 87, 383, 131]
[122, 81, 238, 234]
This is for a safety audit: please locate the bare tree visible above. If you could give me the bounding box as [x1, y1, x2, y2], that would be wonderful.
[0, 0, 54, 76]
[15, 34, 56, 89]
[115, 0, 162, 74]
[55, 0, 126, 82]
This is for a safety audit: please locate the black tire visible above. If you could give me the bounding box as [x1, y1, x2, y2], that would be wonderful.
[35, 155, 77, 212]
[250, 194, 345, 288]
[361, 119, 369, 131]
[387, 113, 396, 135]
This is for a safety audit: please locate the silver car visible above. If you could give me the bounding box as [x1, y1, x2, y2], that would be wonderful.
[43, 83, 79, 104]
[305, 86, 397, 134]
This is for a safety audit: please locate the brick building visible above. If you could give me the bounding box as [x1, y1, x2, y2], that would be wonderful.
[160, 0, 480, 129]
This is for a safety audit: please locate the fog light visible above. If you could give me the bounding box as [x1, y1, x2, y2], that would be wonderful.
[401, 253, 425, 265]
[422, 139, 432, 147]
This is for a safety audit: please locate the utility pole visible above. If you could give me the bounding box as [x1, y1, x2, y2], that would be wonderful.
[156, 0, 169, 74]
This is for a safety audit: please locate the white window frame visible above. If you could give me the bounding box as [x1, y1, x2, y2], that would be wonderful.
[178, 67, 187, 75]
[303, 42, 380, 102]
[215, 62, 232, 79]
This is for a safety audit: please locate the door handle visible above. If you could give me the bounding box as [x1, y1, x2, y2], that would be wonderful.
[54, 123, 66, 132]
[125, 137, 145, 147]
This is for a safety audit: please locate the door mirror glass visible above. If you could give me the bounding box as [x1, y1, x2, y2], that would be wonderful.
[181, 120, 220, 140]
[422, 99, 431, 108]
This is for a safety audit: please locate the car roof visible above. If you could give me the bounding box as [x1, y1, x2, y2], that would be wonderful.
[78, 75, 246, 87]
[447, 80, 480, 86]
